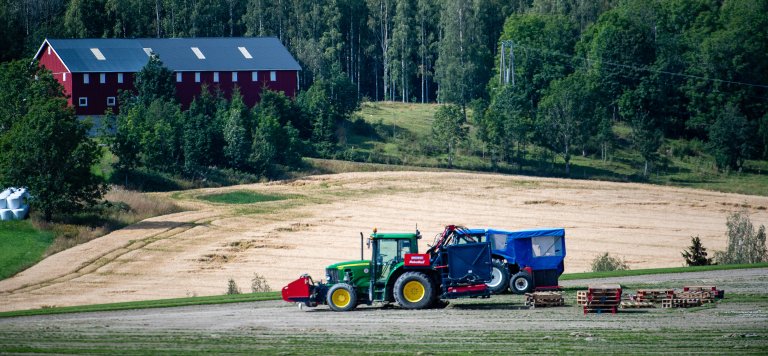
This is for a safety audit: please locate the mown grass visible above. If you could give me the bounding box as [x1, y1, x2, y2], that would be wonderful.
[0, 221, 54, 280]
[560, 262, 768, 281]
[197, 191, 288, 205]
[0, 292, 280, 318]
[2, 263, 766, 318]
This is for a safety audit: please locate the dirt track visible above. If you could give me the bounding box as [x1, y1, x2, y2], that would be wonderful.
[1, 171, 767, 312]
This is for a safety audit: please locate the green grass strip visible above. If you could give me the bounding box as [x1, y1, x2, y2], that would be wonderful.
[0, 220, 54, 280]
[560, 262, 768, 280]
[0, 292, 281, 318]
[197, 191, 287, 204]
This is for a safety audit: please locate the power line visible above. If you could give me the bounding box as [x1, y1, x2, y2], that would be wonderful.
[508, 43, 768, 90]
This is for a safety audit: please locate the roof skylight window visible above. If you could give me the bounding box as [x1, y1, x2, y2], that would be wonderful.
[238, 47, 253, 59]
[191, 47, 206, 59]
[90, 48, 106, 60]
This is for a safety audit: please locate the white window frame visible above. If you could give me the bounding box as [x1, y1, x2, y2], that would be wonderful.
[252, 71, 258, 81]
[270, 71, 277, 81]
[117, 73, 123, 84]
[176, 72, 182, 82]
[232, 72, 238, 82]
[47, 47, 51, 55]
[107, 96, 116, 107]
[63, 73, 67, 82]
[78, 97, 88, 107]
[195, 72, 201, 83]
[83, 73, 90, 84]
[99, 73, 106, 84]
[213, 72, 219, 83]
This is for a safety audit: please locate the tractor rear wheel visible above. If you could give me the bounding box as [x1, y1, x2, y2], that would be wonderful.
[486, 260, 510, 294]
[327, 283, 358, 311]
[509, 272, 533, 294]
[394, 272, 435, 309]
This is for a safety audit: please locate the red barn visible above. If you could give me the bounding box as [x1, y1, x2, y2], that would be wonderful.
[34, 37, 302, 116]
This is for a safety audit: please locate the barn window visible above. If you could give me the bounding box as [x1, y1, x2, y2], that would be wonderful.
[99, 73, 106, 84]
[270, 71, 277, 81]
[195, 72, 200, 83]
[47, 47, 51, 55]
[176, 72, 182, 82]
[251, 71, 258, 81]
[232, 72, 238, 82]
[191, 47, 205, 59]
[63, 73, 67, 82]
[107, 97, 116, 107]
[83, 73, 90, 84]
[213, 72, 219, 83]
[117, 73, 123, 83]
[238, 47, 253, 59]
[78, 97, 88, 107]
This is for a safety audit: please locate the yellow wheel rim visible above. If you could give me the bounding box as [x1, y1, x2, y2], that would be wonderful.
[331, 289, 351, 308]
[403, 280, 426, 303]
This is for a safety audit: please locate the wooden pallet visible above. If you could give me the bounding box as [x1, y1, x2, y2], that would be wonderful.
[683, 285, 717, 292]
[525, 292, 565, 308]
[675, 291, 715, 303]
[582, 285, 622, 314]
[620, 300, 656, 309]
[576, 291, 588, 306]
[636, 289, 675, 303]
[583, 306, 617, 314]
[662, 298, 703, 308]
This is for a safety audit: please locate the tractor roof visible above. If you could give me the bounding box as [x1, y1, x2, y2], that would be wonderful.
[464, 228, 565, 239]
[369, 232, 420, 239]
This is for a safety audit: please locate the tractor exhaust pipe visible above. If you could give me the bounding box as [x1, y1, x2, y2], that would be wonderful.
[360, 232, 364, 260]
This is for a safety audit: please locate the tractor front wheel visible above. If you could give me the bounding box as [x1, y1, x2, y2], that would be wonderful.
[486, 260, 510, 294]
[394, 272, 435, 309]
[327, 283, 358, 311]
[509, 272, 533, 294]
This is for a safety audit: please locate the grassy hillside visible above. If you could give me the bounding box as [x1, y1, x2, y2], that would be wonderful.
[342, 102, 768, 196]
[0, 221, 54, 280]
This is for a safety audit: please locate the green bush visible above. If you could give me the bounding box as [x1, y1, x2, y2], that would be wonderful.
[715, 209, 767, 264]
[682, 236, 714, 266]
[590, 252, 629, 272]
[226, 278, 241, 295]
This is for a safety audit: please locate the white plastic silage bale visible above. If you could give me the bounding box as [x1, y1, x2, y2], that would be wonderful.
[0, 189, 12, 209]
[7, 192, 22, 210]
[0, 209, 13, 221]
[11, 205, 29, 220]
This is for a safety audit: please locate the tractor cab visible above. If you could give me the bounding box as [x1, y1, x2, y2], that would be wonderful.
[369, 231, 420, 301]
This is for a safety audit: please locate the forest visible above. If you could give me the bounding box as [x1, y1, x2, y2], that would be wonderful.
[0, 0, 767, 219]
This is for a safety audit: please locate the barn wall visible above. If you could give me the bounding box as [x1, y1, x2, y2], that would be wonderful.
[71, 73, 135, 116]
[175, 70, 299, 109]
[36, 43, 72, 107]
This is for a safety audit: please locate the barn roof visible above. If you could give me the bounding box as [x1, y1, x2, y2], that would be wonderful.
[36, 37, 302, 73]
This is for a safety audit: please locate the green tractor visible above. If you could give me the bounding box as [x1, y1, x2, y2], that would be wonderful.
[282, 225, 493, 311]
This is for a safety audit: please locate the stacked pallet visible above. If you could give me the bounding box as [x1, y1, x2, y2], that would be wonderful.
[635, 289, 674, 303]
[582, 284, 622, 314]
[662, 298, 702, 308]
[576, 291, 587, 306]
[525, 292, 564, 308]
[620, 300, 655, 309]
[661, 286, 718, 308]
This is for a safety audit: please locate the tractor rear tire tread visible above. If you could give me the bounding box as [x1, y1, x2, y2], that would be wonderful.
[394, 272, 435, 310]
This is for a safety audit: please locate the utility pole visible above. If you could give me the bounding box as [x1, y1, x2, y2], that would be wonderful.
[500, 40, 515, 87]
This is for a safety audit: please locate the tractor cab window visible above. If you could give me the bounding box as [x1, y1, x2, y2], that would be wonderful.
[454, 233, 482, 245]
[531, 235, 563, 257]
[377, 239, 398, 266]
[399, 240, 411, 259]
[489, 234, 507, 250]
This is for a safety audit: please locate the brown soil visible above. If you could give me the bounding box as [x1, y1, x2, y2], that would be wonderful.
[1, 171, 767, 312]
